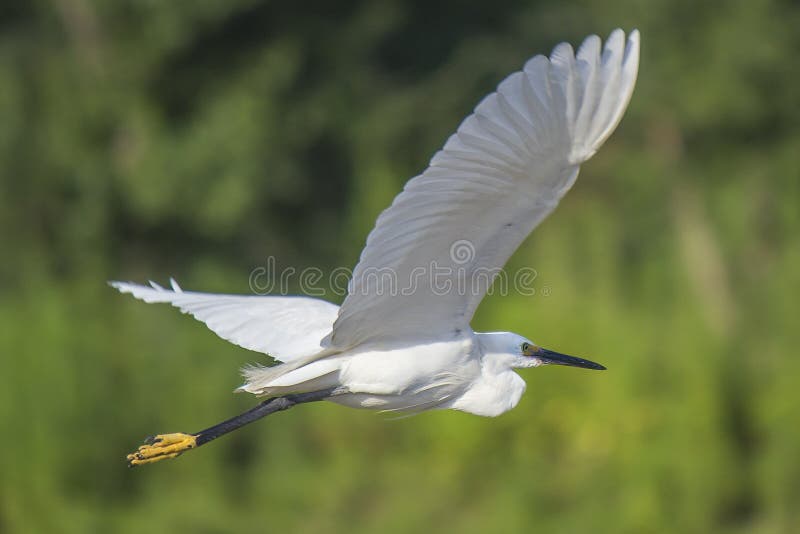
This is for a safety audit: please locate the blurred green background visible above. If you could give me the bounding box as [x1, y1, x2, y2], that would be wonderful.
[1, 0, 799, 532]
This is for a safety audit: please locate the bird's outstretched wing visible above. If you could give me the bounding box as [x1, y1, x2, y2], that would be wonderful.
[326, 29, 639, 350]
[111, 280, 339, 361]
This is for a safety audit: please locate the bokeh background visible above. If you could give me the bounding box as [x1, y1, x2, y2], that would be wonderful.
[1, 1, 799, 532]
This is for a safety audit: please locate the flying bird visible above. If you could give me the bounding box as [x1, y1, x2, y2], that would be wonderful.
[115, 29, 640, 466]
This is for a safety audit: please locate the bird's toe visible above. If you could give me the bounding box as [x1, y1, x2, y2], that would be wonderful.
[126, 432, 198, 467]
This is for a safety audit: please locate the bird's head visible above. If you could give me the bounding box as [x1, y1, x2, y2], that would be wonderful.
[477, 332, 606, 371]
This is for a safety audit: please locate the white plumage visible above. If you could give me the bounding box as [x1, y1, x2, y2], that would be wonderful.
[114, 29, 639, 419]
[112, 279, 339, 362]
[328, 29, 638, 351]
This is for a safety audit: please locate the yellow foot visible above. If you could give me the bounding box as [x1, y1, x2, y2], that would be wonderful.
[127, 432, 198, 467]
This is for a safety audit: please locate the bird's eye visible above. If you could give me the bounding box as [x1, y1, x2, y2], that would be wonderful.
[521, 342, 531, 353]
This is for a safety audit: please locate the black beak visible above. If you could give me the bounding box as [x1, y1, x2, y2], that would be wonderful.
[537, 348, 606, 370]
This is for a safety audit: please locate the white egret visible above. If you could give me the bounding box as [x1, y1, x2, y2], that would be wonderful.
[115, 29, 639, 466]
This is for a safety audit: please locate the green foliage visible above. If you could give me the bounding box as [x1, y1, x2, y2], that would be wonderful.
[1, 0, 799, 532]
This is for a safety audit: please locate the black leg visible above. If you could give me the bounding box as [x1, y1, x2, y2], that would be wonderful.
[195, 388, 336, 446]
[127, 388, 336, 467]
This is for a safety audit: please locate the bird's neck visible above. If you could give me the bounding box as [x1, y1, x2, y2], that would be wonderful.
[448, 336, 527, 417]
[451, 362, 526, 417]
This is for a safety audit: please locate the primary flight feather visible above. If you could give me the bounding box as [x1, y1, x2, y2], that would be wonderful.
[114, 29, 640, 466]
